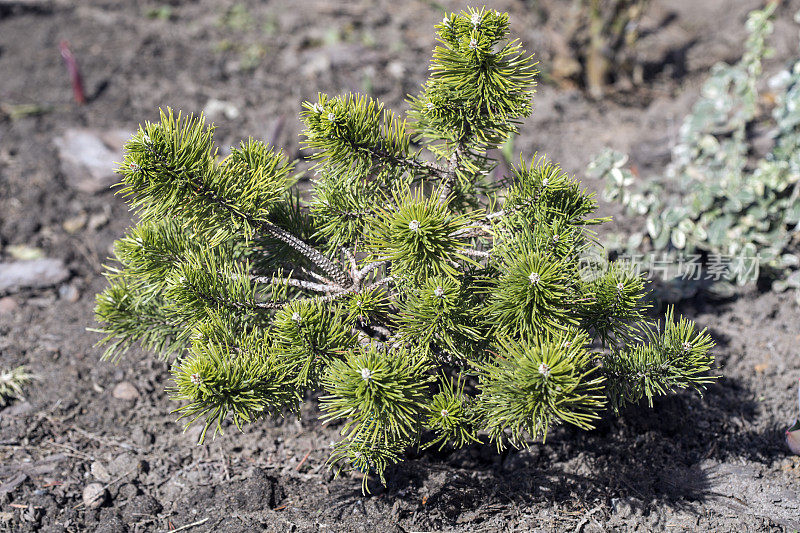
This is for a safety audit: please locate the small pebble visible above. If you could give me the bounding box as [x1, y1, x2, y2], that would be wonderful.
[53, 129, 125, 194]
[116, 482, 139, 501]
[0, 296, 17, 314]
[386, 61, 405, 79]
[203, 98, 240, 120]
[0, 258, 69, 293]
[87, 212, 109, 231]
[90, 461, 111, 483]
[112, 382, 139, 401]
[58, 284, 80, 303]
[131, 426, 152, 447]
[107, 453, 140, 478]
[6, 245, 44, 260]
[62, 214, 87, 234]
[82, 483, 107, 508]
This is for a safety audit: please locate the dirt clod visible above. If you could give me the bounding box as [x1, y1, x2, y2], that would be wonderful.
[121, 494, 162, 522]
[226, 468, 285, 511]
[93, 511, 128, 533]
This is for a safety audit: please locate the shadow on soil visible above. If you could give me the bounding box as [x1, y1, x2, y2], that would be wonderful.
[316, 371, 777, 528]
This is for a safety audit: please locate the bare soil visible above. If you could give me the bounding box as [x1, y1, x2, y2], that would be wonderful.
[2, 1, 800, 531]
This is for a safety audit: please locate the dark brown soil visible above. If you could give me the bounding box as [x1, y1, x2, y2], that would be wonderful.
[2, 1, 800, 531]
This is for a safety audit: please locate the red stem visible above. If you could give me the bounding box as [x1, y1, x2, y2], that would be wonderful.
[59, 40, 86, 105]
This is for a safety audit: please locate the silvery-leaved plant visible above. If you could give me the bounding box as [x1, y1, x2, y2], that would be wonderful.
[589, 4, 800, 303]
[94, 7, 716, 492]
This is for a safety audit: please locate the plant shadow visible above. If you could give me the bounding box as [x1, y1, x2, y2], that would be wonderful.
[323, 372, 788, 528]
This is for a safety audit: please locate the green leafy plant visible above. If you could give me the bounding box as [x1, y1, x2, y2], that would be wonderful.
[591, 4, 800, 303]
[95, 7, 715, 492]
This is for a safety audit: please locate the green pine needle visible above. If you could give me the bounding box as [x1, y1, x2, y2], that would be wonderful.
[0, 366, 33, 407]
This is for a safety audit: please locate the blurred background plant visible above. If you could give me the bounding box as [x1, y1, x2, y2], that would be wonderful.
[589, 3, 800, 303]
[544, 0, 650, 97]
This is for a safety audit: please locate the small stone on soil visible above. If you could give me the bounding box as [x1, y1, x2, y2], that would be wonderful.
[203, 98, 240, 120]
[116, 483, 139, 501]
[387, 61, 405, 79]
[59, 284, 80, 302]
[62, 213, 87, 234]
[112, 381, 139, 401]
[91, 461, 111, 483]
[0, 296, 17, 314]
[53, 128, 128, 194]
[82, 483, 108, 508]
[0, 258, 69, 293]
[107, 453, 141, 478]
[87, 212, 109, 231]
[6, 244, 44, 260]
[131, 426, 152, 447]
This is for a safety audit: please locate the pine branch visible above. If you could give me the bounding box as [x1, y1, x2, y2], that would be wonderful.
[602, 308, 715, 411]
[300, 266, 335, 286]
[260, 221, 352, 288]
[94, 278, 190, 361]
[438, 144, 464, 204]
[302, 93, 441, 183]
[460, 248, 490, 259]
[252, 275, 341, 293]
[354, 260, 386, 286]
[120, 110, 352, 288]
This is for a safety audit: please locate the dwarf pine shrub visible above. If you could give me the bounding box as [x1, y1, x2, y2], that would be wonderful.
[590, 5, 800, 303]
[95, 7, 715, 491]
